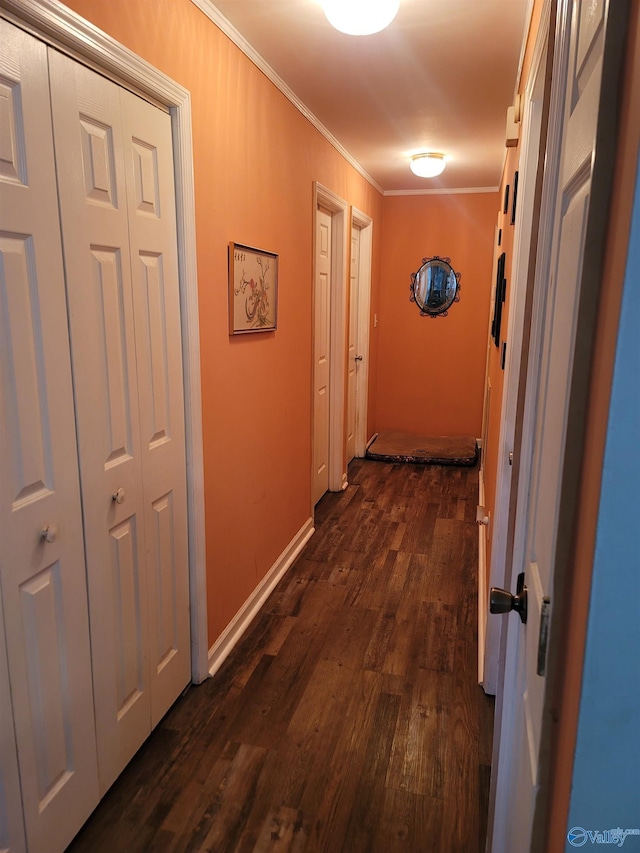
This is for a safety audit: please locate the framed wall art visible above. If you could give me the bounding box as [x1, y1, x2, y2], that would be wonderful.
[228, 242, 278, 334]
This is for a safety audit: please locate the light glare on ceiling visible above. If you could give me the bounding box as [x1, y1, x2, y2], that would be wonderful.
[410, 153, 447, 178]
[321, 0, 400, 35]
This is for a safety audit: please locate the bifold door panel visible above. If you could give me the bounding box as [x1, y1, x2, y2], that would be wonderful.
[0, 20, 100, 852]
[0, 19, 190, 852]
[49, 49, 190, 795]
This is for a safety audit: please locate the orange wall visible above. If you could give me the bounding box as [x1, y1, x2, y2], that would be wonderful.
[481, 0, 546, 568]
[63, 0, 383, 645]
[483, 147, 518, 564]
[376, 193, 497, 437]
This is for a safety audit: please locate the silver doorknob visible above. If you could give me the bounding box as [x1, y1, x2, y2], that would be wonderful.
[40, 522, 59, 543]
[489, 572, 528, 623]
[112, 488, 126, 504]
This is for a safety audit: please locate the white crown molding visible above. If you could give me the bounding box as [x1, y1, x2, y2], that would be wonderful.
[191, 0, 384, 195]
[384, 186, 499, 197]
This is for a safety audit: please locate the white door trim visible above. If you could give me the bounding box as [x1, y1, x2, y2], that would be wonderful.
[313, 182, 348, 499]
[488, 0, 610, 844]
[0, 0, 209, 684]
[482, 0, 552, 696]
[351, 207, 373, 458]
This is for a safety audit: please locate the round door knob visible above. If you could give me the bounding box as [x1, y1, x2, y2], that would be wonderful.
[112, 487, 126, 504]
[40, 522, 59, 543]
[489, 582, 528, 624]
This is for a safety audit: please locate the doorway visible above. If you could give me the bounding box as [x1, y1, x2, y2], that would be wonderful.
[487, 0, 631, 848]
[0, 0, 209, 685]
[482, 4, 552, 696]
[312, 183, 348, 506]
[349, 208, 373, 461]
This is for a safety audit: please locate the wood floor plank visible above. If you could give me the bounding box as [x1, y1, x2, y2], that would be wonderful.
[68, 460, 494, 853]
[188, 743, 269, 853]
[378, 788, 444, 852]
[302, 669, 389, 851]
[340, 691, 402, 852]
[252, 807, 311, 852]
[385, 678, 446, 798]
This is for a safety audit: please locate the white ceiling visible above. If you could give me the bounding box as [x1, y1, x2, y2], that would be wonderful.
[204, 0, 532, 193]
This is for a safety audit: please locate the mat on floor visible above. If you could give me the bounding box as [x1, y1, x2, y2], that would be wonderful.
[366, 430, 478, 466]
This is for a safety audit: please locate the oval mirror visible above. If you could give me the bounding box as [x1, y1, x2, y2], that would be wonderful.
[409, 256, 461, 317]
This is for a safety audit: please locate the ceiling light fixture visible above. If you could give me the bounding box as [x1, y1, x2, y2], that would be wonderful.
[321, 0, 400, 36]
[410, 152, 447, 178]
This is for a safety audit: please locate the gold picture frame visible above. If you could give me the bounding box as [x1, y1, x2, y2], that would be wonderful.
[228, 242, 278, 334]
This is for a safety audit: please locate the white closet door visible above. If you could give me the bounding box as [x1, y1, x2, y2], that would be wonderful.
[313, 207, 332, 504]
[48, 51, 151, 793]
[0, 21, 99, 852]
[48, 49, 190, 790]
[121, 91, 190, 726]
[346, 225, 360, 464]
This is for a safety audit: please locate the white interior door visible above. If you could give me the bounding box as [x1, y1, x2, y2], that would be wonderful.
[346, 225, 360, 464]
[0, 20, 99, 851]
[351, 209, 373, 459]
[120, 87, 191, 727]
[313, 206, 332, 504]
[49, 50, 150, 794]
[49, 50, 190, 793]
[490, 1, 613, 849]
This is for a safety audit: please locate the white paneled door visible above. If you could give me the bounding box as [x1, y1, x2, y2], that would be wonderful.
[313, 207, 332, 505]
[0, 19, 100, 852]
[346, 225, 360, 465]
[491, 0, 615, 849]
[49, 51, 190, 794]
[120, 83, 190, 729]
[1, 17, 191, 851]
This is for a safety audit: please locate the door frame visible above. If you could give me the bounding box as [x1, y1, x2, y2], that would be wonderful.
[487, 0, 632, 847]
[482, 0, 553, 696]
[488, 0, 574, 843]
[0, 0, 209, 683]
[312, 182, 348, 505]
[351, 207, 373, 458]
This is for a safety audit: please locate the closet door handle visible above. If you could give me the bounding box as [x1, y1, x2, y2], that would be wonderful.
[112, 488, 126, 505]
[40, 522, 59, 543]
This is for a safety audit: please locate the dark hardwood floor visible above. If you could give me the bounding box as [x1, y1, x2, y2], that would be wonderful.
[68, 459, 494, 853]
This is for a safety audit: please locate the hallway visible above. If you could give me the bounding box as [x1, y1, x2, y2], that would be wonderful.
[68, 459, 494, 852]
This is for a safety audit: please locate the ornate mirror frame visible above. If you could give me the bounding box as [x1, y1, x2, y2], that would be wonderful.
[409, 255, 461, 318]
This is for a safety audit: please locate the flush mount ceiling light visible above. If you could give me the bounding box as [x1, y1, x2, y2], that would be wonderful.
[410, 152, 447, 178]
[321, 0, 400, 35]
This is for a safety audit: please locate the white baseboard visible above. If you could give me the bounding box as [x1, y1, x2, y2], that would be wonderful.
[207, 517, 315, 678]
[478, 470, 487, 686]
